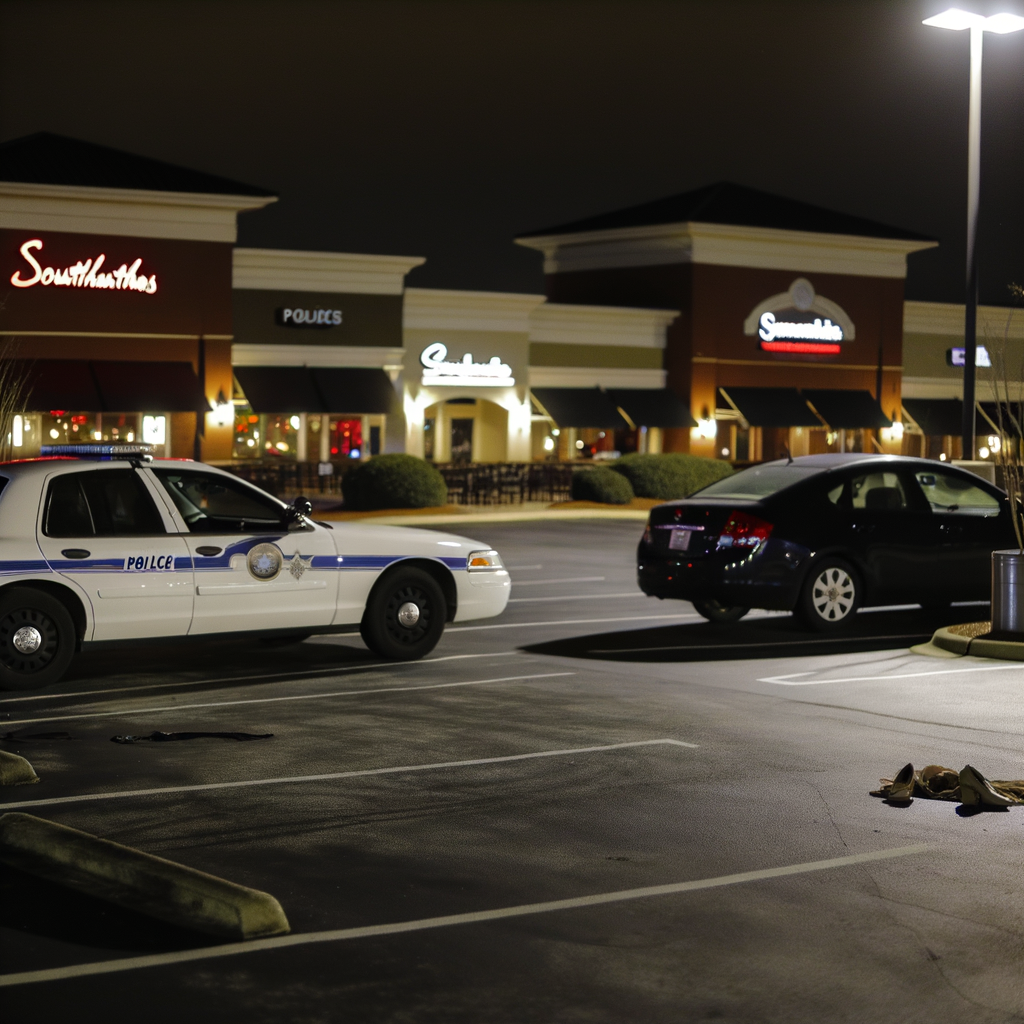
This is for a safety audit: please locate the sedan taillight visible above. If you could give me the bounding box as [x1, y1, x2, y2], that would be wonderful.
[717, 510, 774, 549]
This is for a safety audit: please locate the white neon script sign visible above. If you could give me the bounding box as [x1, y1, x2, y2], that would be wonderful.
[10, 239, 158, 294]
[758, 311, 843, 343]
[420, 343, 515, 387]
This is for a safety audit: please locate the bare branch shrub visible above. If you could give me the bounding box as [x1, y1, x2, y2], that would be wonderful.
[0, 340, 29, 462]
[991, 284, 1024, 553]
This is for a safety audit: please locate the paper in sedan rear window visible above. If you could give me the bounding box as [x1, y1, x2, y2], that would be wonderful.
[693, 465, 820, 501]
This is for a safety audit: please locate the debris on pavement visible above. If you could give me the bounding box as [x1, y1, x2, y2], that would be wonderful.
[111, 730, 273, 744]
[872, 762, 1024, 807]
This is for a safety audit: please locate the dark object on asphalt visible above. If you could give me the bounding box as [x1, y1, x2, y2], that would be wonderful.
[1, 730, 72, 742]
[871, 762, 1022, 806]
[111, 731, 273, 744]
[637, 454, 1014, 632]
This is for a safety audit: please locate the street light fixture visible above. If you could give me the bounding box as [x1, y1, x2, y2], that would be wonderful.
[922, 9, 1024, 461]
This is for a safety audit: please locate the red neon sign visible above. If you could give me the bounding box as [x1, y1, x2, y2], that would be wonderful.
[11, 238, 158, 294]
[760, 340, 841, 356]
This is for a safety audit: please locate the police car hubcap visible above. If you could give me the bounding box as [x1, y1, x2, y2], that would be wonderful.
[397, 602, 421, 628]
[12, 626, 42, 654]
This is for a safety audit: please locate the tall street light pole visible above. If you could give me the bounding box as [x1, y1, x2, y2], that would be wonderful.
[923, 9, 1024, 461]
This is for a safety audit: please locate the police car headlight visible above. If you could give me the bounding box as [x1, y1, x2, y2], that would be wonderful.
[467, 549, 504, 572]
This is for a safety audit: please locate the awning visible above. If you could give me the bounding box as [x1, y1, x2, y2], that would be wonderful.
[233, 366, 323, 414]
[17, 359, 207, 413]
[718, 387, 821, 428]
[803, 389, 891, 429]
[311, 368, 397, 414]
[531, 387, 628, 429]
[234, 366, 398, 415]
[901, 399, 964, 435]
[607, 388, 697, 428]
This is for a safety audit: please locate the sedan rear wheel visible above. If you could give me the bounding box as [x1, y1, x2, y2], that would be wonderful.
[692, 599, 749, 623]
[0, 588, 76, 690]
[799, 559, 860, 631]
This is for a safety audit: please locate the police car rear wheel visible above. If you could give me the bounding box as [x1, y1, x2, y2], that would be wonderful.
[361, 568, 446, 661]
[0, 588, 75, 690]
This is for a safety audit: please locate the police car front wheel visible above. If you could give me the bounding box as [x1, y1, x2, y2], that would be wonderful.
[0, 588, 76, 690]
[361, 568, 446, 661]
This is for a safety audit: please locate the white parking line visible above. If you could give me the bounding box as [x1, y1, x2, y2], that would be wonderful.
[760, 663, 1024, 685]
[0, 651, 521, 706]
[0, 844, 929, 987]
[591, 633, 928, 654]
[447, 613, 700, 633]
[505, 564, 544, 570]
[509, 592, 643, 604]
[0, 672, 575, 728]
[512, 576, 607, 587]
[0, 738, 695, 811]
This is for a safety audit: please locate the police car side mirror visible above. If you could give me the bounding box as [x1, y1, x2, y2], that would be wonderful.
[285, 496, 313, 521]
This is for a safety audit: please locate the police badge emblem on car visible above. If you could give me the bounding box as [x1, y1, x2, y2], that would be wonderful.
[247, 543, 283, 581]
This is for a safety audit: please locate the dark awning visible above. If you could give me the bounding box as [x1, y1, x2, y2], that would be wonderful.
[311, 368, 397, 414]
[91, 361, 208, 413]
[803, 389, 891, 429]
[531, 387, 629, 429]
[902, 399, 964, 435]
[718, 387, 821, 428]
[607, 388, 697, 428]
[233, 366, 324, 414]
[17, 359, 207, 413]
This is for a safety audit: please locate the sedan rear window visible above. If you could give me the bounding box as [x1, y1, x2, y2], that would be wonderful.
[915, 470, 1000, 516]
[694, 465, 820, 500]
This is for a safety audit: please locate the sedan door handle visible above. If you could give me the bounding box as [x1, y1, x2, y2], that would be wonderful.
[194, 546, 222, 556]
[852, 523, 875, 535]
[61, 548, 91, 559]
[939, 522, 962, 536]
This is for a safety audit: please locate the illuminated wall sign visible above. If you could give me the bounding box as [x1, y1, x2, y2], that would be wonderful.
[743, 277, 854, 356]
[420, 343, 515, 387]
[276, 307, 342, 328]
[947, 346, 991, 368]
[10, 238, 157, 294]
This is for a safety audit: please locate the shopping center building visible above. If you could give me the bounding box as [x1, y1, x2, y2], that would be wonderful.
[1, 132, 1009, 471]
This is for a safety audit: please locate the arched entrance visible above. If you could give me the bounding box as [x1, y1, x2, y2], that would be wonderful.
[422, 398, 509, 463]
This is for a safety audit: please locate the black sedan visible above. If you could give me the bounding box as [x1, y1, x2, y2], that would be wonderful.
[636, 454, 1014, 630]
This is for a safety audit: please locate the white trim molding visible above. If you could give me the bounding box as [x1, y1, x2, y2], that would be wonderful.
[516, 221, 936, 279]
[0, 181, 276, 243]
[528, 366, 666, 389]
[233, 248, 426, 295]
[404, 288, 545, 332]
[529, 302, 678, 348]
[743, 277, 855, 339]
[231, 344, 405, 370]
[903, 300, 1024, 339]
[901, 377, 963, 400]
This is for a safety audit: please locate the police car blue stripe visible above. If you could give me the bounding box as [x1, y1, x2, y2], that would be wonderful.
[0, 560, 52, 575]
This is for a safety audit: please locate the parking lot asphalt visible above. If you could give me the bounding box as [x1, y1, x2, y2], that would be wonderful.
[2, 519, 1023, 1023]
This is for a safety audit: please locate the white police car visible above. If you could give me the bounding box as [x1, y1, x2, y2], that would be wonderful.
[0, 446, 510, 690]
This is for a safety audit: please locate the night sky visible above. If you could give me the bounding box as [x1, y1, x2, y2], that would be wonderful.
[1, 0, 1022, 305]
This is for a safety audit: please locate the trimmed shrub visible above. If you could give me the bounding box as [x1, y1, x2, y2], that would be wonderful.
[571, 466, 635, 505]
[341, 454, 448, 510]
[610, 453, 733, 500]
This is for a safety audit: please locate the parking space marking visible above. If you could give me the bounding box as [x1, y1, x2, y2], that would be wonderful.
[0, 738, 696, 811]
[512, 576, 607, 586]
[592, 633, 928, 654]
[760, 663, 1024, 685]
[0, 844, 929, 987]
[509, 592, 643, 604]
[505, 564, 543, 570]
[447, 612, 699, 632]
[0, 672, 576, 728]
[0, 651, 522, 706]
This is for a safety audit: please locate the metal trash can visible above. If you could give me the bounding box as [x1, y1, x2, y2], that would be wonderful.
[991, 550, 1024, 634]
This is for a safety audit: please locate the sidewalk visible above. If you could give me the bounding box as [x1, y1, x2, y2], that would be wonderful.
[314, 498, 656, 526]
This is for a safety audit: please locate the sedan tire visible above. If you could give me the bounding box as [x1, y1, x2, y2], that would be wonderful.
[0, 587, 76, 690]
[361, 567, 447, 661]
[692, 599, 749, 623]
[799, 559, 861, 632]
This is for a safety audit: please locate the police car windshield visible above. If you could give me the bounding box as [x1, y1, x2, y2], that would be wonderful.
[152, 469, 284, 533]
[692, 464, 820, 501]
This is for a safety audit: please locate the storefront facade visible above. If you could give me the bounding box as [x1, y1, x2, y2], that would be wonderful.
[515, 182, 938, 462]
[0, 133, 276, 460]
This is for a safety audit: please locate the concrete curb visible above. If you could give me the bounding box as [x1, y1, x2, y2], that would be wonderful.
[919, 621, 1024, 662]
[0, 750, 39, 786]
[0, 812, 290, 939]
[322, 509, 651, 526]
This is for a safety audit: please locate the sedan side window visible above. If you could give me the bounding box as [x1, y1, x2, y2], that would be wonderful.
[44, 470, 165, 537]
[915, 470, 1000, 517]
[152, 469, 285, 533]
[850, 472, 908, 511]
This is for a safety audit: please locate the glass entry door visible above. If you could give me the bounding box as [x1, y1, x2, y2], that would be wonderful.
[451, 418, 474, 463]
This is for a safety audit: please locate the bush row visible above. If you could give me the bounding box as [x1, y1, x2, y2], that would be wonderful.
[572, 453, 733, 504]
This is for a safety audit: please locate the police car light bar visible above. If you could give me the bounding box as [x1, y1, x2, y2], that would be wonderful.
[40, 444, 155, 460]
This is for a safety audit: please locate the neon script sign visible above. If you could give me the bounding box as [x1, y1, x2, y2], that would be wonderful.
[758, 311, 842, 355]
[10, 239, 158, 294]
[420, 343, 515, 387]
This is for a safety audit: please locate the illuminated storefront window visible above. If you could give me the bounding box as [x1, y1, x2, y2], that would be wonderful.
[232, 410, 302, 459]
[330, 418, 362, 459]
